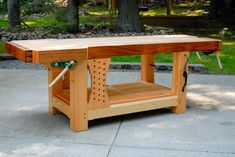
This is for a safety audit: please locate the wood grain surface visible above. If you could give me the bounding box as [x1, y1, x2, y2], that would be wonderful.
[6, 35, 221, 64]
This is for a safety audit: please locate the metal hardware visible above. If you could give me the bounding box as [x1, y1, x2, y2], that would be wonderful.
[51, 61, 77, 69]
[182, 54, 189, 92]
[49, 60, 77, 87]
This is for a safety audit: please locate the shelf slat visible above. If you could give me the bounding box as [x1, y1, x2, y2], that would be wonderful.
[54, 82, 177, 120]
[107, 82, 173, 104]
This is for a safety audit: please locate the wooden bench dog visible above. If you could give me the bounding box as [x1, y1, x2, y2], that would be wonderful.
[6, 35, 221, 132]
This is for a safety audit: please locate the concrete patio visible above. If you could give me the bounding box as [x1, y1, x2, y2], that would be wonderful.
[0, 69, 235, 157]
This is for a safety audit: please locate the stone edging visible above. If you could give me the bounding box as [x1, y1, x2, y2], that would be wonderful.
[110, 62, 208, 74]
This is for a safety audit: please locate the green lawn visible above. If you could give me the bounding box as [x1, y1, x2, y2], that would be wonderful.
[23, 18, 57, 26]
[0, 41, 5, 54]
[0, 16, 102, 28]
[140, 7, 207, 16]
[0, 18, 7, 27]
[86, 6, 111, 16]
[86, 5, 208, 16]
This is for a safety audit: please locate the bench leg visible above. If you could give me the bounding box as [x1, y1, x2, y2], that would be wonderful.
[70, 60, 88, 132]
[88, 58, 111, 110]
[141, 54, 155, 83]
[171, 52, 189, 114]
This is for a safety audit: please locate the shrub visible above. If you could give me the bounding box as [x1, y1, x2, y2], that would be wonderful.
[0, 0, 7, 14]
[21, 0, 57, 15]
[218, 28, 235, 39]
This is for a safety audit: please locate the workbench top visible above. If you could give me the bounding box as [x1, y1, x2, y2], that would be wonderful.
[6, 35, 221, 64]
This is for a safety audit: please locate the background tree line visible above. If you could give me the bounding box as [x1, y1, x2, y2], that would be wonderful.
[4, 0, 235, 33]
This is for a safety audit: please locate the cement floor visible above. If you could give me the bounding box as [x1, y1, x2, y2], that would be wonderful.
[0, 69, 235, 157]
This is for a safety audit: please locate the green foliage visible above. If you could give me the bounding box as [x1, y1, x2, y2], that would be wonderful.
[0, 18, 7, 27]
[0, 1, 7, 14]
[51, 7, 68, 33]
[0, 16, 102, 29]
[80, 0, 88, 5]
[86, 5, 110, 15]
[0, 41, 5, 54]
[0, 0, 57, 15]
[20, 0, 57, 15]
[218, 28, 235, 39]
[23, 17, 57, 26]
[86, 4, 209, 16]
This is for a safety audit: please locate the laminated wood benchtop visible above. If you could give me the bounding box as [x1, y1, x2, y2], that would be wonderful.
[6, 35, 221, 64]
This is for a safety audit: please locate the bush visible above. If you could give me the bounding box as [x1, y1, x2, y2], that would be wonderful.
[50, 7, 70, 33]
[21, 0, 57, 15]
[0, 0, 58, 15]
[0, 0, 7, 14]
[218, 28, 235, 39]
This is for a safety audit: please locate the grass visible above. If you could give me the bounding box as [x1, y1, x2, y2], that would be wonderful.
[86, 5, 208, 17]
[0, 18, 7, 27]
[0, 16, 102, 28]
[0, 41, 5, 54]
[140, 7, 207, 16]
[86, 5, 111, 16]
[23, 18, 57, 26]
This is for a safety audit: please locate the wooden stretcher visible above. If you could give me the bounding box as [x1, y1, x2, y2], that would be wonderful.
[6, 35, 221, 132]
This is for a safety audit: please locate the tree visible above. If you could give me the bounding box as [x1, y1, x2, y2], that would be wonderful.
[66, 0, 79, 33]
[209, 0, 218, 18]
[7, 0, 21, 30]
[166, 0, 171, 16]
[210, 0, 233, 18]
[221, 0, 232, 18]
[117, 0, 144, 32]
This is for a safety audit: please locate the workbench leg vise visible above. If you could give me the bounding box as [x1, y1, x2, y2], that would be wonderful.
[48, 60, 89, 132]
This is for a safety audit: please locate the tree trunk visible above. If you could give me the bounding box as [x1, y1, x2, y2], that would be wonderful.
[7, 0, 21, 30]
[210, 0, 221, 18]
[210, 0, 232, 18]
[166, 0, 171, 16]
[66, 0, 79, 33]
[117, 0, 143, 32]
[220, 0, 232, 18]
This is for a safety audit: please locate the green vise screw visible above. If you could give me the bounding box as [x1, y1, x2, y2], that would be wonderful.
[51, 61, 77, 69]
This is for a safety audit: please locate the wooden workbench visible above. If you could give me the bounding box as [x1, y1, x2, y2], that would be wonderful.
[6, 35, 221, 132]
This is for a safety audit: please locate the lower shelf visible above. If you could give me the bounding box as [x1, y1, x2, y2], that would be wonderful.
[52, 95, 177, 120]
[53, 81, 177, 120]
[107, 82, 173, 104]
[88, 96, 177, 120]
[55, 81, 174, 105]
